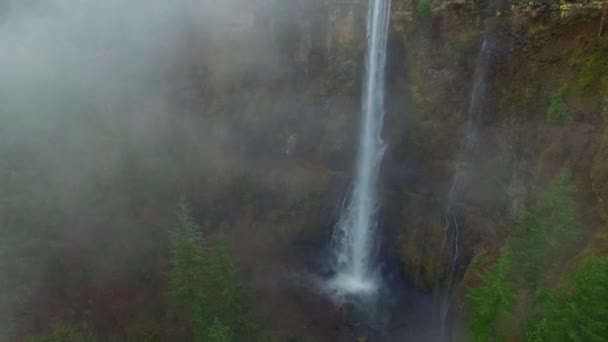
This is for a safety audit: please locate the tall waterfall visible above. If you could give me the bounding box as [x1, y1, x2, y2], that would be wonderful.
[330, 0, 391, 296]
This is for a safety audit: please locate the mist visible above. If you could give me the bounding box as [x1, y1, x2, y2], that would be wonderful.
[0, 0, 290, 208]
[0, 0, 287, 338]
[0, 0, 352, 339]
[1, 0, 606, 340]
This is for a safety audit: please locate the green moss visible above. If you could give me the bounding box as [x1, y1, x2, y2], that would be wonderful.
[546, 86, 572, 124]
[417, 0, 432, 18]
[558, 13, 594, 29]
[574, 38, 608, 96]
[591, 129, 608, 222]
[577, 53, 605, 90]
[567, 46, 586, 68]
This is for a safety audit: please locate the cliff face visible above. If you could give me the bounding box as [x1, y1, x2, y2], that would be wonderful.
[171, 0, 607, 339]
[390, 8, 607, 292]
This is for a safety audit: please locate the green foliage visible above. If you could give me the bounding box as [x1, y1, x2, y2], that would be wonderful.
[206, 318, 234, 342]
[417, 0, 432, 18]
[577, 51, 608, 93]
[563, 256, 608, 340]
[204, 238, 260, 338]
[526, 318, 550, 342]
[168, 199, 259, 342]
[467, 248, 515, 342]
[25, 325, 97, 342]
[509, 166, 580, 291]
[546, 86, 571, 124]
[467, 167, 584, 339]
[572, 37, 608, 99]
[168, 198, 207, 316]
[524, 287, 569, 342]
[525, 256, 608, 341]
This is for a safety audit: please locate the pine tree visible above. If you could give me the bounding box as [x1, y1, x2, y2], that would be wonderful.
[525, 256, 608, 341]
[168, 199, 260, 341]
[206, 318, 234, 342]
[525, 288, 569, 341]
[206, 237, 260, 339]
[168, 198, 210, 340]
[467, 248, 515, 342]
[509, 166, 580, 291]
[564, 256, 608, 341]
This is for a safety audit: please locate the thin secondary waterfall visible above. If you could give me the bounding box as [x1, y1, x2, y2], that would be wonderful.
[435, 13, 495, 340]
[330, 0, 391, 296]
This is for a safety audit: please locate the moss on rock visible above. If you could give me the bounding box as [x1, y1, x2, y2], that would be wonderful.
[591, 129, 608, 221]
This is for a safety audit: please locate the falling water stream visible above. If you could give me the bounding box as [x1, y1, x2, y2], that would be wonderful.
[330, 0, 391, 297]
[435, 12, 496, 340]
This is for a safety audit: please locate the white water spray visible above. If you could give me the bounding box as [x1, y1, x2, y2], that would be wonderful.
[330, 0, 391, 296]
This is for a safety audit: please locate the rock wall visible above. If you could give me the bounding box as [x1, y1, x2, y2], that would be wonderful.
[174, 1, 608, 339]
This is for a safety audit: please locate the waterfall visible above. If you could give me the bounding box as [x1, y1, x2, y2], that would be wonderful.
[435, 15, 495, 341]
[329, 0, 391, 296]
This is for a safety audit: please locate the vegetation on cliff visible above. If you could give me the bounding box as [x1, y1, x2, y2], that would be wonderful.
[168, 200, 260, 341]
[525, 256, 608, 341]
[546, 86, 572, 124]
[25, 200, 261, 342]
[2, 1, 608, 341]
[509, 166, 580, 292]
[467, 167, 608, 341]
[467, 249, 515, 342]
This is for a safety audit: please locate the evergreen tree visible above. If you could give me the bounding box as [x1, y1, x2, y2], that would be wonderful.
[525, 256, 608, 341]
[564, 256, 608, 340]
[206, 237, 260, 338]
[525, 288, 569, 342]
[168, 199, 260, 341]
[509, 166, 580, 291]
[168, 198, 210, 340]
[467, 248, 515, 342]
[206, 318, 234, 342]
